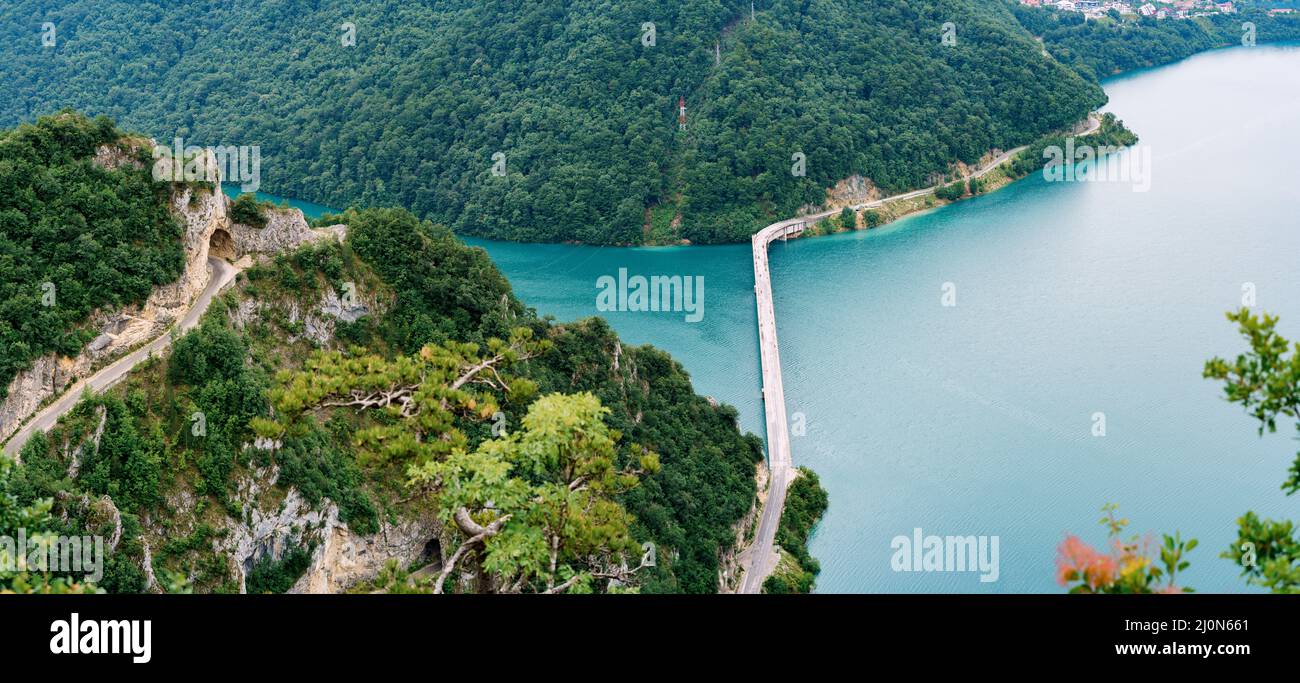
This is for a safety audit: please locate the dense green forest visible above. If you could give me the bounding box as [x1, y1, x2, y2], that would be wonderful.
[1000, 111, 1138, 181]
[764, 466, 828, 594]
[1013, 4, 1300, 80]
[0, 113, 184, 397]
[333, 206, 768, 591]
[0, 0, 1104, 245]
[4, 2, 1296, 247]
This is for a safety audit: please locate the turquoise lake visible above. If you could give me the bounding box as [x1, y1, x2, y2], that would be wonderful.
[221, 185, 339, 219]
[244, 45, 1300, 593]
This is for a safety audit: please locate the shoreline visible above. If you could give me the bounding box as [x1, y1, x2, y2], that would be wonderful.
[791, 112, 1103, 243]
[735, 112, 1106, 593]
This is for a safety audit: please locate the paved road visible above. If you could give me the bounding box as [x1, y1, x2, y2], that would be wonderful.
[2, 258, 237, 458]
[740, 216, 805, 594]
[737, 115, 1100, 593]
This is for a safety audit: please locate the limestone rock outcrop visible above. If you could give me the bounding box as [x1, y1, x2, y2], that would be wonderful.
[229, 280, 376, 348]
[0, 143, 349, 448]
[219, 465, 439, 594]
[229, 206, 345, 257]
[0, 155, 227, 445]
[2, 139, 385, 593]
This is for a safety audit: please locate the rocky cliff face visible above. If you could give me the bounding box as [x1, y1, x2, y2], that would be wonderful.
[4, 140, 408, 593]
[0, 151, 227, 446]
[290, 503, 439, 594]
[212, 465, 439, 594]
[229, 206, 344, 257]
[0, 142, 347, 449]
[229, 286, 374, 348]
[718, 461, 765, 593]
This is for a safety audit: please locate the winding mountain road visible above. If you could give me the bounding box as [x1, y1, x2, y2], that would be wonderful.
[738, 115, 1100, 593]
[2, 258, 238, 458]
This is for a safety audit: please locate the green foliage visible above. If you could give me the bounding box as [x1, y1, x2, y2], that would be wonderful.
[1205, 308, 1300, 592]
[1221, 512, 1300, 593]
[13, 431, 68, 500]
[1014, 5, 1300, 80]
[159, 524, 222, 559]
[153, 523, 230, 592]
[228, 193, 269, 228]
[157, 567, 195, 594]
[934, 179, 967, 201]
[1205, 309, 1300, 461]
[3, 401, 155, 594]
[169, 319, 268, 505]
[76, 395, 165, 513]
[266, 426, 379, 535]
[0, 459, 102, 593]
[774, 467, 828, 589]
[97, 513, 147, 594]
[169, 319, 249, 387]
[335, 214, 764, 591]
[1005, 112, 1139, 180]
[0, 112, 184, 396]
[408, 392, 656, 592]
[244, 240, 353, 310]
[0, 1, 1102, 245]
[530, 318, 765, 593]
[762, 548, 817, 594]
[3, 201, 771, 593]
[763, 574, 792, 593]
[839, 207, 856, 231]
[262, 327, 547, 464]
[1058, 504, 1197, 594]
[274, 346, 657, 592]
[344, 207, 524, 347]
[244, 544, 313, 594]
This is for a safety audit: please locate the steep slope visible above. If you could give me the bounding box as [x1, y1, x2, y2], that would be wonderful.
[0, 0, 1103, 244]
[0, 113, 185, 399]
[1, 115, 772, 593]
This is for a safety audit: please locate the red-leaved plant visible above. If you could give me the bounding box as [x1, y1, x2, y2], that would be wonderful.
[1057, 503, 1196, 594]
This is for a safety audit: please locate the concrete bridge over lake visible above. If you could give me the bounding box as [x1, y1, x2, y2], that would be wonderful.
[737, 114, 1100, 593]
[738, 217, 806, 593]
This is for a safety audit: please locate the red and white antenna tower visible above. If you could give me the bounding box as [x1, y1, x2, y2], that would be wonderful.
[678, 96, 686, 131]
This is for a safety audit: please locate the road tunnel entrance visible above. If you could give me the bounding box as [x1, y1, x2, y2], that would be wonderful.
[209, 228, 235, 261]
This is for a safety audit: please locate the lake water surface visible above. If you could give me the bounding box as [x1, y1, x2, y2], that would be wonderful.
[252, 45, 1300, 593]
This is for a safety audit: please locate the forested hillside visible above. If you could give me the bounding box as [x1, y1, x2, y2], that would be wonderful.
[332, 207, 766, 592]
[1013, 4, 1300, 80]
[0, 113, 184, 397]
[0, 0, 1103, 244]
[0, 114, 772, 593]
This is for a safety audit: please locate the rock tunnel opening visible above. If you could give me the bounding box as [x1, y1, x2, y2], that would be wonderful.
[209, 227, 235, 261]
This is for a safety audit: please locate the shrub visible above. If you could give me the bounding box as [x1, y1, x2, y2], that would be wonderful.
[229, 193, 268, 228]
